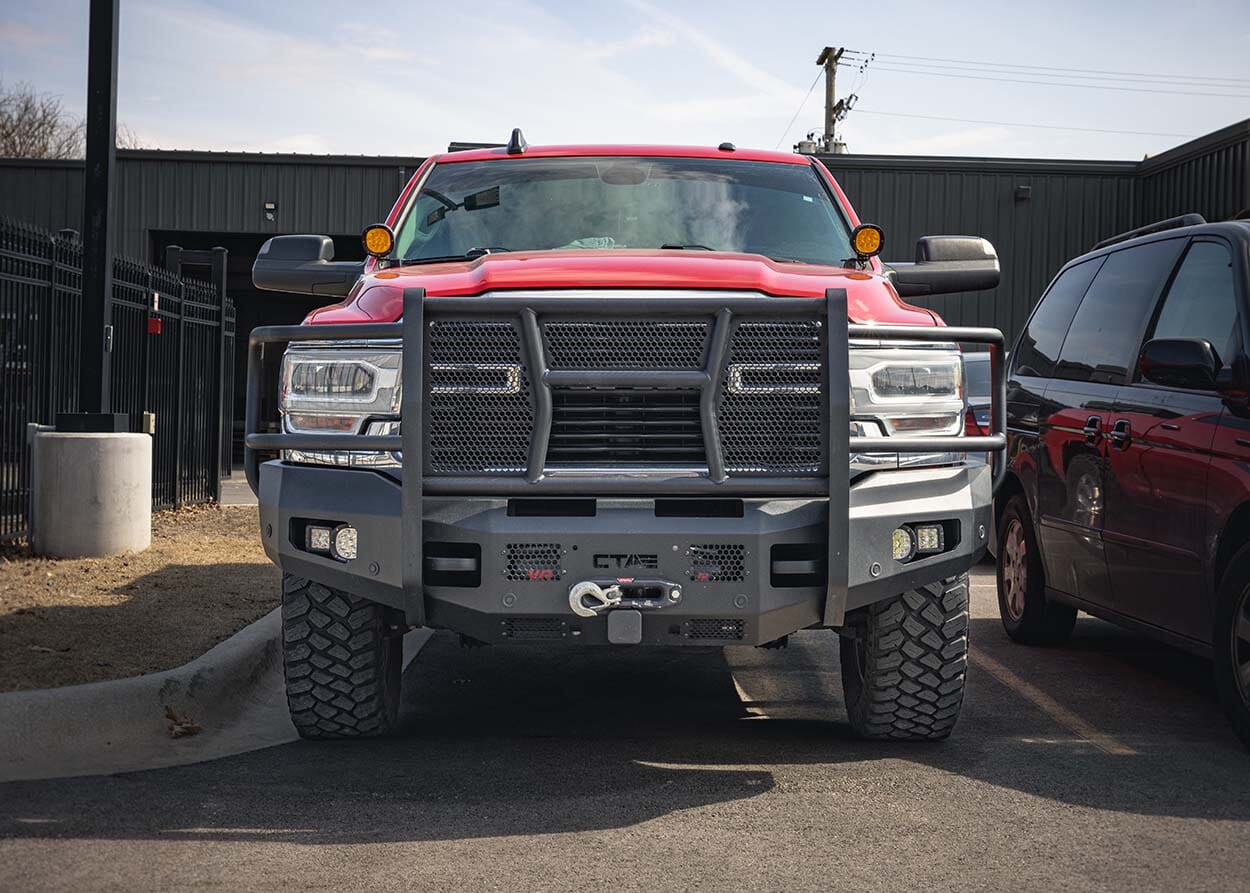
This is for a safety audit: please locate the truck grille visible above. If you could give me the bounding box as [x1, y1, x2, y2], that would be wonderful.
[548, 388, 705, 466]
[424, 307, 826, 477]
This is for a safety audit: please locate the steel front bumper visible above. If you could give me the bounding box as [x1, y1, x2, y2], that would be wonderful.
[258, 460, 991, 646]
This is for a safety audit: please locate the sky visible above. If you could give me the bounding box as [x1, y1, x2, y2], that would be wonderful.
[1, 0, 1248, 160]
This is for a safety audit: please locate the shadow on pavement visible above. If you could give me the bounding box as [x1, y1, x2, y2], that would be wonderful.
[3, 618, 1250, 844]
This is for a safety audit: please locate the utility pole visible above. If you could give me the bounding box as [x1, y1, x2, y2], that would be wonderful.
[72, 0, 126, 431]
[815, 46, 852, 154]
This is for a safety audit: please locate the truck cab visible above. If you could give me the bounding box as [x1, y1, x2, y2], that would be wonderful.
[245, 135, 1006, 741]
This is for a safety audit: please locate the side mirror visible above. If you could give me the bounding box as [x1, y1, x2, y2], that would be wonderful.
[1139, 338, 1221, 390]
[252, 235, 364, 297]
[886, 235, 1000, 297]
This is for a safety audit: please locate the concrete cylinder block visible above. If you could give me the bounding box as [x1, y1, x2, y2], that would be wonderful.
[31, 432, 152, 558]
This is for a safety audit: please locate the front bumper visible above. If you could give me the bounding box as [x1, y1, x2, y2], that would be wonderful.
[258, 460, 992, 646]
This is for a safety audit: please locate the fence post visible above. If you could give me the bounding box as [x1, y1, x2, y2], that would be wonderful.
[168, 252, 186, 510]
[208, 247, 228, 502]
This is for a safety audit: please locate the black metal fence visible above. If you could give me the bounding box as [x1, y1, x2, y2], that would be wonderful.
[0, 217, 235, 542]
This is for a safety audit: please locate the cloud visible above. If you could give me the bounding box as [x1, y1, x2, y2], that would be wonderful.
[0, 22, 59, 49]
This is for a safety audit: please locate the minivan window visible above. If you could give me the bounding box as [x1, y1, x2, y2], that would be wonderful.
[1148, 240, 1239, 370]
[1010, 257, 1102, 378]
[1054, 239, 1186, 385]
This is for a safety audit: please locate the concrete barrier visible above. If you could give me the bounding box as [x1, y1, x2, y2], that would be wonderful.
[31, 431, 152, 558]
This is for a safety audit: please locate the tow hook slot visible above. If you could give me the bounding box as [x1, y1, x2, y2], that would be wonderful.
[568, 578, 683, 618]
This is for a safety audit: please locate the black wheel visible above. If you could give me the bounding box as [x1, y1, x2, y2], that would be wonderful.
[839, 574, 969, 741]
[996, 494, 1077, 645]
[281, 574, 403, 739]
[1213, 545, 1250, 750]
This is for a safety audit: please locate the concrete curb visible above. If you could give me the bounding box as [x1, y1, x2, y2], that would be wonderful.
[0, 608, 294, 783]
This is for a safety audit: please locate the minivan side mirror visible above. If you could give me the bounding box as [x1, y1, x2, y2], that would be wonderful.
[885, 235, 1000, 297]
[252, 235, 364, 297]
[1139, 338, 1221, 390]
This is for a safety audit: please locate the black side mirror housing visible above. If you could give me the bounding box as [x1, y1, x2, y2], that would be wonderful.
[1139, 338, 1221, 390]
[886, 235, 1000, 297]
[252, 235, 364, 297]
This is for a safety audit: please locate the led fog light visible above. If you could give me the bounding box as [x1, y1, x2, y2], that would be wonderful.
[332, 525, 358, 561]
[915, 524, 944, 554]
[891, 527, 916, 562]
[307, 525, 332, 554]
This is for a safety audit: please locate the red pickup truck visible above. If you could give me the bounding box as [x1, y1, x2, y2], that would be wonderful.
[245, 132, 1006, 742]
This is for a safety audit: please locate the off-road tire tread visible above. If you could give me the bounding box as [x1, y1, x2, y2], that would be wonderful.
[841, 574, 969, 741]
[281, 574, 400, 739]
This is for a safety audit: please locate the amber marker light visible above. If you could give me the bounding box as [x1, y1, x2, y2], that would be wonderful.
[851, 223, 884, 260]
[362, 223, 395, 258]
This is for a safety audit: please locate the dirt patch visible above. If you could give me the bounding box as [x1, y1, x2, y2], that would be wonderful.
[0, 505, 278, 693]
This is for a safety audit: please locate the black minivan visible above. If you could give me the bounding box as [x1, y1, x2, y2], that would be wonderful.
[995, 214, 1250, 748]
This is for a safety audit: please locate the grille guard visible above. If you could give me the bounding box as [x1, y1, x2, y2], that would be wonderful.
[244, 287, 1006, 626]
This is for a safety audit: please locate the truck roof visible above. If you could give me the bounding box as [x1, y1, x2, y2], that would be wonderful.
[434, 143, 812, 165]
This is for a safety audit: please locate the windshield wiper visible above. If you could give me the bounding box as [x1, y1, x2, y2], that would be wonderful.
[402, 247, 512, 265]
[660, 243, 715, 251]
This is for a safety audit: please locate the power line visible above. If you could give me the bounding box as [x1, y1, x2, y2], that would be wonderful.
[855, 64, 1250, 99]
[843, 57, 1250, 92]
[842, 49, 1250, 87]
[775, 68, 823, 150]
[853, 108, 1196, 139]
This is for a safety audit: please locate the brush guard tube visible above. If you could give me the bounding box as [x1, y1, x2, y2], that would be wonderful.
[244, 287, 1007, 630]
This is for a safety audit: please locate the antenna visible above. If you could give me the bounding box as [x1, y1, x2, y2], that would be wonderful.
[507, 128, 528, 155]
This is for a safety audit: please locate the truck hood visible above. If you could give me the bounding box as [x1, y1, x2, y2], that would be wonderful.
[306, 249, 940, 326]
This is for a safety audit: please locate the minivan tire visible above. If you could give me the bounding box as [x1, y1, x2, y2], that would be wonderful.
[996, 493, 1077, 645]
[1213, 545, 1250, 750]
[839, 574, 969, 740]
[281, 574, 403, 739]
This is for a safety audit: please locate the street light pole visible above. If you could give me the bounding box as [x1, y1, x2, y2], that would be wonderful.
[73, 0, 126, 431]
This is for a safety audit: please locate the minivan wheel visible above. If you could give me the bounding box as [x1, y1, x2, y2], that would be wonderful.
[996, 494, 1077, 645]
[1212, 545, 1250, 750]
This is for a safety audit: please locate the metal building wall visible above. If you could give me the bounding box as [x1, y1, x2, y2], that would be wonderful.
[1138, 120, 1250, 225]
[818, 154, 1138, 345]
[0, 150, 424, 260]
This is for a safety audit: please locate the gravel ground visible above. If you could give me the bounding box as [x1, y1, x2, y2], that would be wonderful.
[0, 506, 277, 692]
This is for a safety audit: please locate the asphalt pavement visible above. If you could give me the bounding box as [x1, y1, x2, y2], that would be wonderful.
[3, 566, 1249, 891]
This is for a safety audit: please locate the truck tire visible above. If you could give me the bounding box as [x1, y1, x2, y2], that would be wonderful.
[1212, 545, 1250, 751]
[996, 493, 1077, 645]
[839, 574, 969, 740]
[281, 574, 402, 739]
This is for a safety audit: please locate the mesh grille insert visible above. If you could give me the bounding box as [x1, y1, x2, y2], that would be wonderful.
[502, 618, 569, 640]
[427, 320, 533, 474]
[544, 320, 709, 369]
[684, 619, 746, 641]
[505, 543, 562, 581]
[718, 320, 824, 474]
[688, 544, 746, 582]
[548, 388, 705, 465]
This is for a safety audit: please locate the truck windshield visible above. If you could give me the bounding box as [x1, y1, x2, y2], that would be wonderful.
[395, 156, 855, 267]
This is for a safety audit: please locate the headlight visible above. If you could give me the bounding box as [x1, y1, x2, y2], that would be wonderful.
[850, 346, 963, 438]
[280, 344, 401, 434]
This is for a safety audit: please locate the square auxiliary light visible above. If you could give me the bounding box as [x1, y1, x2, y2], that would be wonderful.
[307, 525, 332, 554]
[915, 524, 944, 554]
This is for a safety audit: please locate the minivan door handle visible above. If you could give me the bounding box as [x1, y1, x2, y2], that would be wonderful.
[1109, 419, 1132, 450]
[1083, 415, 1102, 444]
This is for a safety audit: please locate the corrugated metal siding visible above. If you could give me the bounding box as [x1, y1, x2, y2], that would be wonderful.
[1, 122, 1248, 348]
[1138, 122, 1250, 225]
[0, 151, 424, 259]
[820, 157, 1138, 344]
